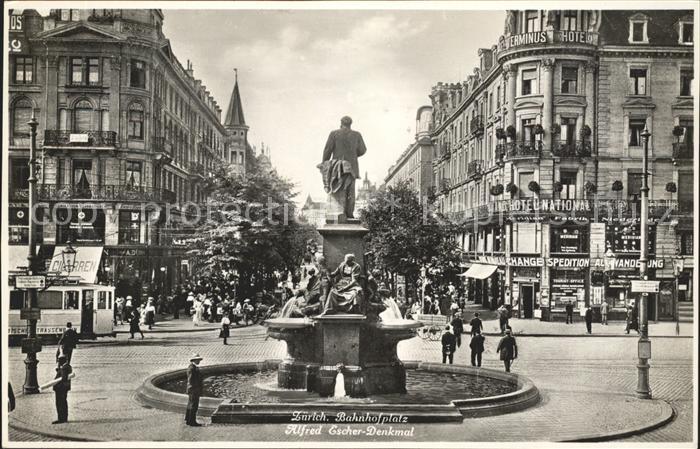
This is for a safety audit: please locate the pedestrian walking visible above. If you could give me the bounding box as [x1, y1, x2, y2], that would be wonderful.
[8, 382, 16, 412]
[441, 326, 456, 364]
[469, 330, 485, 367]
[124, 295, 133, 321]
[52, 354, 72, 424]
[449, 300, 460, 317]
[625, 305, 639, 334]
[450, 313, 464, 348]
[185, 353, 203, 426]
[115, 297, 124, 325]
[584, 306, 593, 334]
[600, 300, 609, 325]
[469, 312, 483, 336]
[145, 299, 156, 330]
[497, 304, 508, 334]
[57, 322, 79, 364]
[129, 309, 144, 339]
[186, 292, 195, 317]
[496, 329, 518, 372]
[220, 315, 231, 345]
[565, 301, 574, 324]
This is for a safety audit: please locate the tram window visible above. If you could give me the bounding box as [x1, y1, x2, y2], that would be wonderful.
[65, 291, 79, 310]
[98, 291, 107, 309]
[38, 291, 63, 309]
[10, 290, 24, 310]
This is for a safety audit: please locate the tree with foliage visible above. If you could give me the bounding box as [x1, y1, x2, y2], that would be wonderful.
[360, 180, 463, 296]
[186, 152, 319, 297]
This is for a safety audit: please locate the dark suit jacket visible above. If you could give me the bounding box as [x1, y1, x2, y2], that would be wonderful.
[497, 335, 518, 361]
[322, 128, 367, 179]
[53, 364, 72, 392]
[441, 332, 456, 353]
[59, 328, 79, 349]
[187, 363, 203, 396]
[470, 334, 485, 353]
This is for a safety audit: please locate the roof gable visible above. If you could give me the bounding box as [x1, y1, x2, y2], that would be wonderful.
[36, 22, 126, 41]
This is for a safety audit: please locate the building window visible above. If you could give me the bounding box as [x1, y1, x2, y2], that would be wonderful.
[521, 69, 536, 96]
[680, 68, 694, 97]
[496, 85, 501, 108]
[560, 11, 577, 31]
[13, 56, 33, 84]
[128, 103, 144, 139]
[119, 211, 141, 244]
[628, 118, 646, 147]
[72, 160, 93, 198]
[561, 117, 577, 145]
[70, 57, 100, 86]
[130, 60, 146, 88]
[629, 68, 647, 95]
[679, 231, 693, 255]
[627, 171, 643, 199]
[679, 118, 694, 150]
[125, 161, 142, 187]
[73, 100, 93, 132]
[58, 9, 80, 21]
[71, 9, 80, 21]
[11, 158, 30, 190]
[11, 99, 32, 138]
[678, 172, 693, 213]
[560, 171, 577, 199]
[561, 67, 578, 94]
[522, 118, 536, 145]
[629, 18, 648, 43]
[525, 10, 540, 32]
[679, 22, 694, 44]
[518, 171, 535, 198]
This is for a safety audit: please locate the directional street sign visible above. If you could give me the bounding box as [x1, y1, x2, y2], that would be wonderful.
[630, 280, 659, 293]
[16, 275, 46, 289]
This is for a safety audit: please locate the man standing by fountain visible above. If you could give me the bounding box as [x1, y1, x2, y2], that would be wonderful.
[441, 326, 457, 364]
[319, 116, 367, 220]
[185, 353, 204, 427]
[496, 329, 518, 373]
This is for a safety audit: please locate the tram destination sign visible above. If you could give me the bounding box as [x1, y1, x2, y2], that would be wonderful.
[631, 280, 660, 293]
[16, 275, 46, 289]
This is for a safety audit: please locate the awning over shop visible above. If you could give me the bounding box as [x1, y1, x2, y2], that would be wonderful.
[460, 263, 498, 280]
[47, 246, 103, 284]
[8, 246, 30, 272]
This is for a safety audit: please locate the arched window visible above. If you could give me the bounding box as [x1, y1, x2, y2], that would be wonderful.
[12, 98, 33, 138]
[73, 99, 93, 132]
[128, 103, 144, 139]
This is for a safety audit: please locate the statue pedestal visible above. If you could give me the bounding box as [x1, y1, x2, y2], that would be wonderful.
[315, 314, 366, 397]
[317, 219, 368, 270]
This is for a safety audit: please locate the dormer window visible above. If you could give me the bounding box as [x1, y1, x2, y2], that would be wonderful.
[679, 21, 693, 45]
[629, 14, 649, 44]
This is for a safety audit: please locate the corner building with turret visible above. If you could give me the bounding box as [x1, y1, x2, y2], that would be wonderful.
[429, 10, 694, 322]
[7, 8, 250, 301]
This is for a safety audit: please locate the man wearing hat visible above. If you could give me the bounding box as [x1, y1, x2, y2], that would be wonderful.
[185, 353, 204, 426]
[496, 329, 518, 372]
[52, 354, 72, 424]
[441, 325, 457, 364]
[58, 322, 79, 364]
[450, 312, 464, 348]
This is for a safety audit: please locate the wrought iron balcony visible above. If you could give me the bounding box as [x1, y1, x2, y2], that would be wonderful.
[505, 140, 543, 159]
[43, 130, 118, 147]
[672, 142, 693, 161]
[37, 184, 176, 203]
[467, 160, 483, 179]
[470, 116, 484, 137]
[152, 137, 173, 165]
[552, 140, 592, 158]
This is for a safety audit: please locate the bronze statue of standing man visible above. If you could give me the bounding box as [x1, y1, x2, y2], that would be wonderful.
[319, 116, 367, 220]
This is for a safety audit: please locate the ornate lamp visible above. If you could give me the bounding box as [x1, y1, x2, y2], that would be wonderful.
[62, 240, 77, 275]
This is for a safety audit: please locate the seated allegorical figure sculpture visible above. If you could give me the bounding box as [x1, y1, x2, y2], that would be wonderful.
[321, 254, 364, 315]
[279, 267, 323, 318]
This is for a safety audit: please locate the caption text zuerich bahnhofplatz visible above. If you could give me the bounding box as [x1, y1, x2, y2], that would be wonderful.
[285, 412, 414, 437]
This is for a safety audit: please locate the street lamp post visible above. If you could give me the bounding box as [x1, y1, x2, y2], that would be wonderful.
[636, 126, 652, 399]
[22, 115, 41, 394]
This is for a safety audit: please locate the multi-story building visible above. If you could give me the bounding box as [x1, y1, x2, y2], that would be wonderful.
[355, 172, 377, 212]
[7, 8, 248, 299]
[385, 106, 435, 197]
[429, 10, 694, 322]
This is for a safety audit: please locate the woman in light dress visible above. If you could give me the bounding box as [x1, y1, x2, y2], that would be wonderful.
[192, 300, 203, 326]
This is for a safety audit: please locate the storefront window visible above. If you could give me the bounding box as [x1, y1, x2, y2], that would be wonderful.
[606, 223, 655, 254]
[551, 226, 589, 253]
[550, 272, 585, 309]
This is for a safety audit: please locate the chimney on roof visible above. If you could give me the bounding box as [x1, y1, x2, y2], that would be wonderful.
[186, 59, 194, 78]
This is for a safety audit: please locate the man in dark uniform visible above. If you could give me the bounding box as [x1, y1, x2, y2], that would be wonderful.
[441, 326, 457, 364]
[320, 116, 367, 219]
[451, 313, 464, 348]
[469, 312, 483, 336]
[58, 322, 79, 364]
[52, 354, 72, 424]
[469, 330, 486, 367]
[584, 306, 593, 334]
[496, 329, 518, 372]
[185, 353, 203, 426]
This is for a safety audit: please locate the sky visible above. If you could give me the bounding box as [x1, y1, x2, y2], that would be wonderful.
[161, 8, 505, 204]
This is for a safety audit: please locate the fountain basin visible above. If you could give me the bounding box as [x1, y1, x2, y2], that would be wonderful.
[135, 360, 540, 423]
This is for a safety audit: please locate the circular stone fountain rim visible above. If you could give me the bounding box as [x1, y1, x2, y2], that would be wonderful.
[136, 359, 539, 421]
[264, 317, 423, 330]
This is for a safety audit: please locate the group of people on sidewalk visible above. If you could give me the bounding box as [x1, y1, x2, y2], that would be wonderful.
[441, 312, 518, 373]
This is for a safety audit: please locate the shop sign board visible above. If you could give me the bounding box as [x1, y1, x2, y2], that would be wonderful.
[498, 30, 597, 52]
[16, 275, 46, 289]
[470, 255, 664, 269]
[631, 280, 660, 293]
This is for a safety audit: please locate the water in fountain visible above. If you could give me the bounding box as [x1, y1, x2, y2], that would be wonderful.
[333, 371, 346, 398]
[379, 297, 403, 321]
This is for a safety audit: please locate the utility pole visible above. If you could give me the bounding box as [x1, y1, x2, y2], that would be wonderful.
[22, 115, 42, 394]
[636, 126, 652, 399]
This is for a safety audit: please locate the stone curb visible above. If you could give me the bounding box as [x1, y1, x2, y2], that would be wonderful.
[479, 332, 692, 338]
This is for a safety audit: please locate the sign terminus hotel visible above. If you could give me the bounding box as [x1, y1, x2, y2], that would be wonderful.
[499, 30, 598, 51]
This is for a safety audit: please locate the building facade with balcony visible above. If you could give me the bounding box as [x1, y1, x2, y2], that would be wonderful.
[384, 106, 435, 197]
[7, 8, 248, 299]
[429, 9, 694, 322]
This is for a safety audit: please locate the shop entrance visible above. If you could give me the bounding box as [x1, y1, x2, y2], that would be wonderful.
[522, 285, 534, 319]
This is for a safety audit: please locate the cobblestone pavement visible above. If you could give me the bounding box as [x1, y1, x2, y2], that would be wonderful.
[5, 325, 694, 445]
